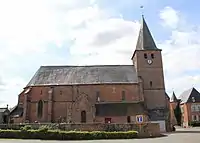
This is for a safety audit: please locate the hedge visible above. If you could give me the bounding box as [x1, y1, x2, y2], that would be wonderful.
[190, 121, 200, 127]
[0, 130, 138, 140]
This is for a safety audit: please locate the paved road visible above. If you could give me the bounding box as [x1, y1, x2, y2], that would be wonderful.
[0, 133, 200, 143]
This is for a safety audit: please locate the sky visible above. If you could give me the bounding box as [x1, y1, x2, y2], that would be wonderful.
[0, 0, 200, 108]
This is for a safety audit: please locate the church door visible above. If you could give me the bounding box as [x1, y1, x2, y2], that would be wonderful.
[81, 110, 86, 123]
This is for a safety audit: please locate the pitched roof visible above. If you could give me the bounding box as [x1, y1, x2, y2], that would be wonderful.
[170, 92, 178, 102]
[135, 16, 160, 51]
[26, 65, 138, 87]
[0, 108, 9, 113]
[165, 92, 170, 101]
[179, 87, 200, 104]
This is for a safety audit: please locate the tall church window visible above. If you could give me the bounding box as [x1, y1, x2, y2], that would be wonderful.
[96, 91, 100, 102]
[81, 110, 86, 123]
[151, 53, 154, 59]
[37, 100, 43, 118]
[150, 81, 153, 87]
[122, 91, 126, 101]
[144, 53, 147, 59]
[127, 116, 131, 123]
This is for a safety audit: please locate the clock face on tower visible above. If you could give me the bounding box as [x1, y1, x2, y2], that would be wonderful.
[147, 59, 153, 65]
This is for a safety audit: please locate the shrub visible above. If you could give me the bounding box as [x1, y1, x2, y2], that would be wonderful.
[190, 121, 200, 127]
[0, 130, 138, 140]
[38, 125, 51, 132]
[20, 125, 32, 131]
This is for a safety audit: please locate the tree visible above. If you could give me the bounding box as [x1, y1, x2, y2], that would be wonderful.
[174, 103, 182, 126]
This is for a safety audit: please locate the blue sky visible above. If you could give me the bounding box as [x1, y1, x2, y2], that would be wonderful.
[0, 0, 200, 108]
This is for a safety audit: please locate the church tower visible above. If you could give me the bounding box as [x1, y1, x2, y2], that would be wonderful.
[132, 16, 168, 126]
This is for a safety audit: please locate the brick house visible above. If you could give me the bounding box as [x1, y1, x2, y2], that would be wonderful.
[178, 88, 200, 127]
[10, 16, 170, 132]
[169, 92, 178, 126]
[0, 105, 10, 124]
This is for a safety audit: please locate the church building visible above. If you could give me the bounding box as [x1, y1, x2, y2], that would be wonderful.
[10, 16, 170, 132]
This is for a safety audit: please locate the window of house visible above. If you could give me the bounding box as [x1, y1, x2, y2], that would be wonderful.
[198, 106, 200, 112]
[60, 91, 62, 95]
[151, 53, 154, 59]
[144, 53, 147, 59]
[40, 90, 42, 95]
[37, 100, 43, 118]
[150, 81, 153, 87]
[122, 91, 126, 101]
[193, 115, 197, 121]
[192, 106, 196, 112]
[96, 91, 100, 102]
[192, 97, 195, 102]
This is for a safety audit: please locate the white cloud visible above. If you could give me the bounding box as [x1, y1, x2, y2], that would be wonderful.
[159, 6, 200, 97]
[159, 6, 180, 29]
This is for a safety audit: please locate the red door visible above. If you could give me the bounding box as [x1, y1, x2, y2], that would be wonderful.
[105, 118, 112, 123]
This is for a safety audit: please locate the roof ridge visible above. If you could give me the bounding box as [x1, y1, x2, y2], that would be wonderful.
[40, 65, 134, 68]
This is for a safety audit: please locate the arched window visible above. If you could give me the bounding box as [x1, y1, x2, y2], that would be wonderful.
[150, 81, 153, 87]
[151, 53, 154, 59]
[81, 110, 86, 123]
[121, 91, 126, 101]
[96, 91, 100, 102]
[144, 53, 147, 59]
[37, 100, 43, 118]
[127, 116, 131, 123]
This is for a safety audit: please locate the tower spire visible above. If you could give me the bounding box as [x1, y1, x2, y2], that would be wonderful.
[170, 91, 178, 102]
[135, 15, 159, 51]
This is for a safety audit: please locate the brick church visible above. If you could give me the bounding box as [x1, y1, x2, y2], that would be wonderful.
[10, 16, 170, 132]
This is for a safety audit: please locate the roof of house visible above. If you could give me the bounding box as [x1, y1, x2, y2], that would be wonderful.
[170, 92, 178, 102]
[10, 106, 23, 117]
[26, 65, 138, 87]
[165, 92, 170, 101]
[135, 16, 160, 51]
[179, 87, 200, 104]
[0, 108, 9, 113]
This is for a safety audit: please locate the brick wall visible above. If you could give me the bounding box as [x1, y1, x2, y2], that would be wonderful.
[18, 84, 143, 123]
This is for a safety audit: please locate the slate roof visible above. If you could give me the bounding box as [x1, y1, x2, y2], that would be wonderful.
[10, 106, 23, 117]
[165, 92, 170, 101]
[170, 92, 178, 102]
[179, 87, 200, 104]
[135, 16, 160, 51]
[26, 65, 138, 87]
[0, 108, 7, 113]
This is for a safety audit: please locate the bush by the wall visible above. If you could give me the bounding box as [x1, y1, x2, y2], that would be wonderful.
[0, 130, 138, 140]
[190, 121, 200, 127]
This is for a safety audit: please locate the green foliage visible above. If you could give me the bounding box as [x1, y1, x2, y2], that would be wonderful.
[173, 103, 182, 126]
[190, 121, 200, 127]
[38, 125, 51, 132]
[20, 125, 32, 131]
[105, 124, 121, 132]
[0, 130, 138, 140]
